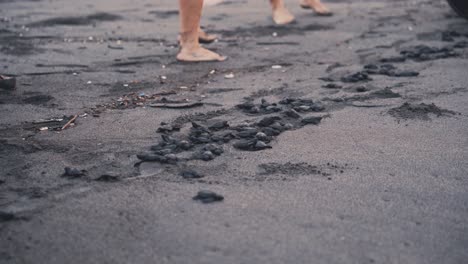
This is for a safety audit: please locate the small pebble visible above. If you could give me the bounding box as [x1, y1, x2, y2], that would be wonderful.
[193, 190, 224, 203]
[95, 174, 119, 182]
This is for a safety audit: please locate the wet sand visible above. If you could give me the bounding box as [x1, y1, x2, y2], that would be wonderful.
[1, 0, 468, 263]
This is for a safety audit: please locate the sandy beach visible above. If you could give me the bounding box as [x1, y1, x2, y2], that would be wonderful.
[1, 0, 467, 263]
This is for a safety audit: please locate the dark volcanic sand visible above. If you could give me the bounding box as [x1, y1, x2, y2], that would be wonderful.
[1, 0, 468, 263]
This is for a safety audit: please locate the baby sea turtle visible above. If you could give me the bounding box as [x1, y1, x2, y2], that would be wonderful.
[341, 72, 372, 83]
[301, 116, 323, 125]
[203, 144, 224, 155]
[284, 109, 301, 119]
[237, 127, 259, 138]
[233, 139, 272, 151]
[198, 151, 215, 161]
[208, 120, 229, 131]
[257, 116, 282, 127]
[62, 167, 87, 178]
[180, 169, 204, 179]
[255, 141, 272, 150]
[137, 153, 178, 164]
[255, 132, 269, 142]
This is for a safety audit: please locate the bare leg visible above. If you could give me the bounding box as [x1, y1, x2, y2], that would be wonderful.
[177, 0, 226, 62]
[270, 0, 295, 25]
[300, 0, 332, 16]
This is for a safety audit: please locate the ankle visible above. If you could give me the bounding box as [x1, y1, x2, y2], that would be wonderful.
[271, 1, 284, 11]
[179, 31, 199, 49]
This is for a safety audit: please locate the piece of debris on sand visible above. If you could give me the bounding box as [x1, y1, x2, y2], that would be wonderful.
[0, 75, 16, 90]
[388, 102, 456, 120]
[25, 115, 78, 131]
[193, 190, 224, 203]
[94, 92, 176, 111]
[149, 101, 203, 109]
[0, 211, 17, 222]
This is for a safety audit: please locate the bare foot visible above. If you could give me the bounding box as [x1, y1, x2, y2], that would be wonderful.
[272, 6, 295, 25]
[177, 45, 226, 62]
[300, 0, 332, 16]
[198, 28, 217, 43]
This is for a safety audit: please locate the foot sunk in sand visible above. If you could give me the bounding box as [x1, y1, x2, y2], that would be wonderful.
[178, 0, 225, 62]
[272, 5, 296, 25]
[198, 28, 217, 43]
[177, 45, 226, 62]
[300, 0, 333, 16]
[178, 28, 217, 45]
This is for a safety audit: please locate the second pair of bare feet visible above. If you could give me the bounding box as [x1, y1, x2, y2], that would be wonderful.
[273, 0, 332, 25]
[176, 0, 332, 62]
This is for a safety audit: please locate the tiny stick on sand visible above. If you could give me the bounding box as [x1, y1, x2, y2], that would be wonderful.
[61, 115, 78, 130]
